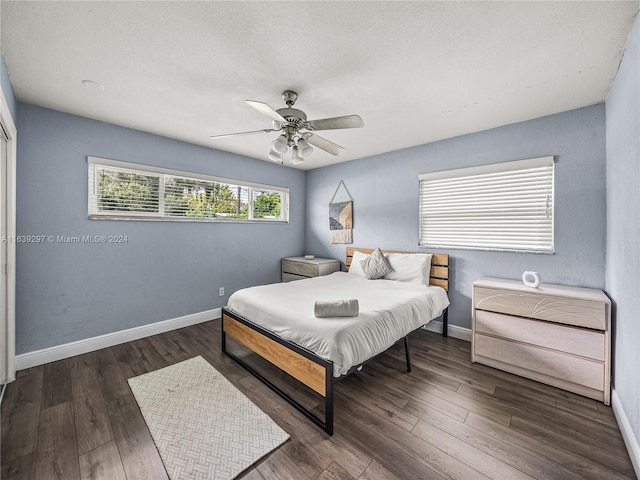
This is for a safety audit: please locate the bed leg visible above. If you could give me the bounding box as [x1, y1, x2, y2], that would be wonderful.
[221, 315, 227, 353]
[442, 308, 448, 338]
[325, 370, 334, 436]
[404, 336, 412, 372]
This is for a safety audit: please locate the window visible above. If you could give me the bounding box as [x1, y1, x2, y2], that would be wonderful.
[88, 157, 289, 222]
[419, 156, 554, 253]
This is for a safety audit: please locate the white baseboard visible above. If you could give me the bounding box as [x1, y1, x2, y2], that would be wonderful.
[424, 320, 472, 342]
[612, 388, 640, 478]
[16, 309, 470, 370]
[16, 308, 221, 371]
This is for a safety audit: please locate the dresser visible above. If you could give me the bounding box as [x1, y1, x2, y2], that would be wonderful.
[472, 277, 611, 405]
[281, 257, 341, 282]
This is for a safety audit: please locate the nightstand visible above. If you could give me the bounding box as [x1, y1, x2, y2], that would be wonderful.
[281, 257, 340, 282]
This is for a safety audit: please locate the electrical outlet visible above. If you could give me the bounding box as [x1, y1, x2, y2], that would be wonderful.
[219, 287, 225, 296]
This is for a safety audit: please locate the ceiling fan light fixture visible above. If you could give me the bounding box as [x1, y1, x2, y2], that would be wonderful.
[290, 146, 304, 165]
[296, 138, 313, 157]
[271, 134, 288, 154]
[267, 148, 282, 162]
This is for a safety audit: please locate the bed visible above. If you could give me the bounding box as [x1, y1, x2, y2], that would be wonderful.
[221, 247, 450, 435]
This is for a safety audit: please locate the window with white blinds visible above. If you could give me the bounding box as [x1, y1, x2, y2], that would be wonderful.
[419, 156, 554, 253]
[88, 157, 289, 222]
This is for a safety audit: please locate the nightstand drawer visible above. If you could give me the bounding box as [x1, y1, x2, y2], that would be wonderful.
[282, 260, 318, 278]
[281, 256, 340, 282]
[282, 272, 308, 282]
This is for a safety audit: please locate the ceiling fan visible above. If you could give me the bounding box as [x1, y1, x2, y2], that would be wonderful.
[210, 90, 364, 165]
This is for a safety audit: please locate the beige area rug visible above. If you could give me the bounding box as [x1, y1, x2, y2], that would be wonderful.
[128, 356, 290, 480]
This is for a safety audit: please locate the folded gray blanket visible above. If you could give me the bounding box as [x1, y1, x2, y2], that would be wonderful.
[314, 299, 359, 318]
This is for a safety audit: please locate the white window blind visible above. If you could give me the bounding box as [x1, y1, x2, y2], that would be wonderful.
[88, 157, 289, 222]
[419, 156, 554, 253]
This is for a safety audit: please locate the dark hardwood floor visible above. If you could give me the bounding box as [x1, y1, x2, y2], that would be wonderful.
[1, 320, 635, 480]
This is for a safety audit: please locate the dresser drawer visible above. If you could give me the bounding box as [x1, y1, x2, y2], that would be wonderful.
[475, 310, 605, 361]
[474, 286, 606, 330]
[474, 334, 604, 391]
[282, 260, 318, 277]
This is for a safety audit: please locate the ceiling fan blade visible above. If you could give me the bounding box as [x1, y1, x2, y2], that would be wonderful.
[245, 100, 286, 122]
[305, 133, 345, 156]
[210, 128, 278, 139]
[306, 114, 364, 131]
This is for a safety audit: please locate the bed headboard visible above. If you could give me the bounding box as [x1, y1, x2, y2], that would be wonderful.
[345, 247, 449, 292]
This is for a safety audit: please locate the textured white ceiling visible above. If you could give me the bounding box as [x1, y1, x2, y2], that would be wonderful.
[1, 1, 638, 170]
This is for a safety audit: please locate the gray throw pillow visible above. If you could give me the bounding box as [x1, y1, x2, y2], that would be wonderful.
[360, 248, 393, 279]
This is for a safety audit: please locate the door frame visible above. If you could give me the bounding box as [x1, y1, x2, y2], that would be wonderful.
[0, 86, 17, 385]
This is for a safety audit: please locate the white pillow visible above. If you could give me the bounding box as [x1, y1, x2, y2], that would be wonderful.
[384, 253, 433, 285]
[348, 251, 369, 277]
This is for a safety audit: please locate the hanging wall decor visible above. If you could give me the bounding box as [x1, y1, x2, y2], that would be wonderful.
[329, 180, 353, 244]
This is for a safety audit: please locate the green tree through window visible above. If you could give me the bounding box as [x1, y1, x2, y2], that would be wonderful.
[90, 157, 288, 222]
[99, 171, 159, 212]
[253, 191, 281, 218]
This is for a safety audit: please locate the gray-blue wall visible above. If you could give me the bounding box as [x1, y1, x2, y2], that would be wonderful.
[15, 103, 305, 354]
[0, 53, 16, 121]
[606, 13, 640, 470]
[305, 105, 606, 331]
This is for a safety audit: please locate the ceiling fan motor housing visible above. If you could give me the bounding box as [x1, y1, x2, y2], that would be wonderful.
[282, 90, 298, 106]
[276, 91, 308, 130]
[275, 107, 307, 128]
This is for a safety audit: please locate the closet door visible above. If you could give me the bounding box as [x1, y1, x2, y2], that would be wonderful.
[0, 127, 7, 384]
[0, 91, 15, 387]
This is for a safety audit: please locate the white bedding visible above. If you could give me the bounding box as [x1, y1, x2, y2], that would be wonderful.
[226, 272, 450, 377]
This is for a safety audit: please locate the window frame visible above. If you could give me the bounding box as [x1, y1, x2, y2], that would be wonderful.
[418, 156, 554, 254]
[88, 156, 289, 223]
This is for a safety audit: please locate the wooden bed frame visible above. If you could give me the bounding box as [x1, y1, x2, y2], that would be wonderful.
[221, 247, 449, 435]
